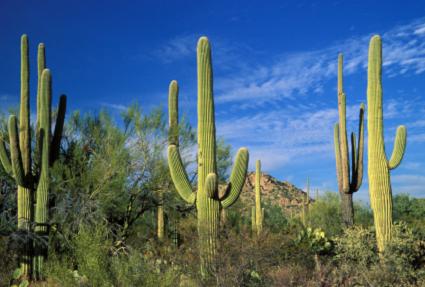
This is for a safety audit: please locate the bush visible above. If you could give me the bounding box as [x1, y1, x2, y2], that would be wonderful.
[332, 222, 425, 286]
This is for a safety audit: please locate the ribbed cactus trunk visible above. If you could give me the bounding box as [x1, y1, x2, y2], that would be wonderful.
[0, 35, 67, 281]
[334, 53, 364, 227]
[196, 38, 220, 273]
[33, 69, 51, 278]
[252, 160, 263, 235]
[172, 218, 179, 248]
[302, 178, 310, 226]
[168, 37, 249, 278]
[157, 192, 164, 241]
[367, 35, 406, 252]
[220, 208, 227, 226]
[340, 192, 354, 226]
[18, 35, 32, 276]
[251, 206, 256, 234]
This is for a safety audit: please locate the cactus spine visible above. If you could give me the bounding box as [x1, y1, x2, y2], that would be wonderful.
[334, 53, 365, 227]
[252, 160, 263, 235]
[367, 35, 407, 252]
[0, 35, 67, 280]
[167, 37, 249, 276]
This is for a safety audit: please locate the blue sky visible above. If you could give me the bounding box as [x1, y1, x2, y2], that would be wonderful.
[0, 1, 425, 202]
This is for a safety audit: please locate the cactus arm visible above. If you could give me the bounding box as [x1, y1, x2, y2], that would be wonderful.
[167, 79, 195, 204]
[168, 145, 196, 204]
[20, 35, 31, 176]
[337, 54, 350, 193]
[205, 173, 218, 199]
[220, 147, 249, 208]
[0, 135, 12, 175]
[36, 43, 46, 136]
[352, 104, 365, 191]
[351, 131, 357, 182]
[388, 125, 407, 170]
[168, 81, 179, 146]
[50, 95, 67, 164]
[334, 124, 343, 193]
[8, 116, 25, 186]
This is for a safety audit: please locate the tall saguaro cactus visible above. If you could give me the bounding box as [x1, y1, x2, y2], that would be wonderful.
[334, 53, 365, 226]
[0, 35, 67, 280]
[367, 35, 407, 252]
[168, 37, 249, 276]
[252, 160, 263, 235]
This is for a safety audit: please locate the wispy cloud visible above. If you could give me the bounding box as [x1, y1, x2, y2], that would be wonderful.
[154, 34, 259, 70]
[215, 17, 425, 105]
[153, 35, 197, 63]
[217, 102, 363, 170]
[101, 102, 128, 111]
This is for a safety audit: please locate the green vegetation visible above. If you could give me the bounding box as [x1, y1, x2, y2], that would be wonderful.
[0, 34, 423, 286]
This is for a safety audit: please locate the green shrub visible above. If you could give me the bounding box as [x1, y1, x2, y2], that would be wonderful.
[332, 222, 425, 286]
[307, 192, 343, 236]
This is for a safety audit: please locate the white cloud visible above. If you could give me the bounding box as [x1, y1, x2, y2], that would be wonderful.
[214, 18, 425, 105]
[101, 103, 128, 111]
[153, 35, 197, 63]
[217, 102, 363, 171]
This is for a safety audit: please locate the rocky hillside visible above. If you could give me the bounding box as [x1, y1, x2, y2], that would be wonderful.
[239, 172, 313, 213]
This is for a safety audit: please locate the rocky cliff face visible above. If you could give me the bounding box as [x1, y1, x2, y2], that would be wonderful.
[239, 172, 312, 212]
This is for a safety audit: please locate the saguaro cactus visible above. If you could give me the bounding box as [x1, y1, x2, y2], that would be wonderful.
[0, 35, 67, 280]
[168, 37, 249, 276]
[334, 53, 365, 226]
[157, 192, 164, 241]
[367, 35, 406, 252]
[252, 160, 263, 235]
[301, 178, 311, 226]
